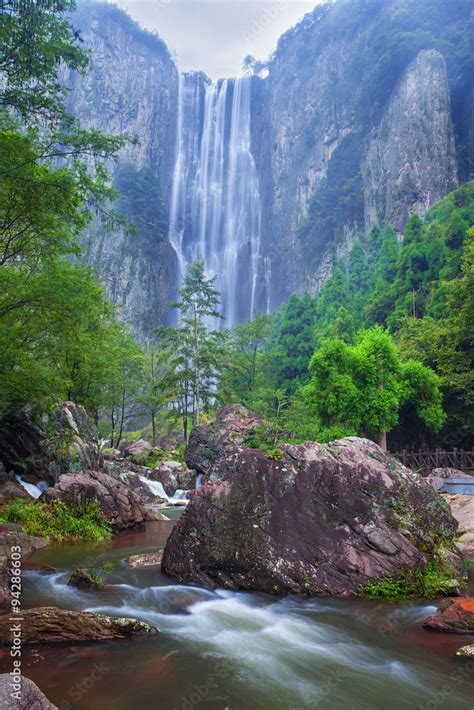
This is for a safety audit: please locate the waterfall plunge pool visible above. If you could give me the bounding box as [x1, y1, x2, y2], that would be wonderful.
[4, 520, 474, 710]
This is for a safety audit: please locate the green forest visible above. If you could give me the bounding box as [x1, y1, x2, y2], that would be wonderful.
[1, 1, 473, 455]
[1, 2, 474, 708]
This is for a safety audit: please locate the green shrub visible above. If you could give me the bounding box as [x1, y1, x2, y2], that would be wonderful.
[357, 560, 463, 600]
[0, 498, 112, 543]
[85, 569, 105, 587]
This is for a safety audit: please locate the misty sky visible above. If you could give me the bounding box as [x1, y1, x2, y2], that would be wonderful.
[112, 0, 317, 78]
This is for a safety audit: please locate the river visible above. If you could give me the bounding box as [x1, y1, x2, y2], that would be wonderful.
[2, 517, 473, 710]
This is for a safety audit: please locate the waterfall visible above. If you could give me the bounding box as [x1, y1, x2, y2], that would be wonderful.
[138, 475, 188, 506]
[195, 473, 204, 489]
[15, 475, 49, 499]
[168, 73, 269, 327]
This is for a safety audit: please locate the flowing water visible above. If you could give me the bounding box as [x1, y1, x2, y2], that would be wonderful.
[168, 73, 270, 327]
[138, 476, 189, 506]
[15, 475, 49, 499]
[4, 521, 474, 710]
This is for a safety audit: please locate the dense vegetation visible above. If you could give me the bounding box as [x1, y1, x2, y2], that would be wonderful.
[216, 182, 474, 451]
[0, 1, 148, 431]
[0, 1, 472, 459]
[0, 498, 111, 542]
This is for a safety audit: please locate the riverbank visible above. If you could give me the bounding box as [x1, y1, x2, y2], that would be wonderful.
[1, 520, 473, 710]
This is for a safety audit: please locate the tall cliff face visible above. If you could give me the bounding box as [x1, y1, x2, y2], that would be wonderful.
[66, 1, 472, 334]
[362, 49, 458, 234]
[262, 0, 470, 304]
[65, 4, 179, 337]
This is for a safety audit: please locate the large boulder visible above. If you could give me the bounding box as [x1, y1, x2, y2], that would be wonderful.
[163, 436, 462, 596]
[0, 481, 32, 504]
[423, 598, 474, 633]
[0, 673, 57, 709]
[0, 402, 101, 483]
[185, 404, 264, 475]
[42, 470, 144, 530]
[0, 607, 157, 644]
[121, 439, 152, 462]
[67, 569, 103, 592]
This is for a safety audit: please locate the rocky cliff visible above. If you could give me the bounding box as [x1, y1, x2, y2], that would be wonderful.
[263, 0, 470, 303]
[65, 3, 179, 337]
[66, 0, 473, 334]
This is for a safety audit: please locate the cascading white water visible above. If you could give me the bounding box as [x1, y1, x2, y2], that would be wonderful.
[195, 473, 204, 489]
[138, 475, 188, 506]
[15, 475, 49, 499]
[168, 73, 270, 327]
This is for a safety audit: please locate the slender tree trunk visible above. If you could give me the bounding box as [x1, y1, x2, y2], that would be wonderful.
[151, 409, 156, 447]
[194, 311, 200, 425]
[115, 388, 126, 448]
[110, 401, 116, 449]
[378, 430, 387, 451]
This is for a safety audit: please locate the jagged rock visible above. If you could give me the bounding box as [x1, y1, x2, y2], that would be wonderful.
[0, 673, 57, 709]
[186, 404, 264, 476]
[102, 447, 122, 460]
[68, 569, 103, 591]
[163, 431, 462, 596]
[0, 530, 47, 608]
[0, 461, 15, 485]
[0, 607, 157, 644]
[102, 458, 152, 479]
[423, 598, 474, 633]
[122, 439, 153, 462]
[363, 50, 457, 234]
[176, 468, 196, 490]
[42, 470, 144, 530]
[0, 402, 101, 483]
[456, 644, 474, 657]
[0, 481, 32, 504]
[142, 505, 169, 521]
[127, 550, 164, 567]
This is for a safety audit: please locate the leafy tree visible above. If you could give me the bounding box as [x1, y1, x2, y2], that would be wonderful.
[156, 261, 224, 438]
[305, 327, 445, 449]
[273, 292, 316, 392]
[219, 313, 273, 406]
[135, 344, 177, 446]
[0, 0, 132, 422]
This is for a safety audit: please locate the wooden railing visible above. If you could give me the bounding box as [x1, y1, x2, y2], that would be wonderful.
[392, 449, 474, 473]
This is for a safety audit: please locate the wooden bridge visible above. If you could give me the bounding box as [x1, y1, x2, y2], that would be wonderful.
[392, 449, 474, 473]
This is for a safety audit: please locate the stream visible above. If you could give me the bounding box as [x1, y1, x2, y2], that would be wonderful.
[2, 517, 473, 710]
